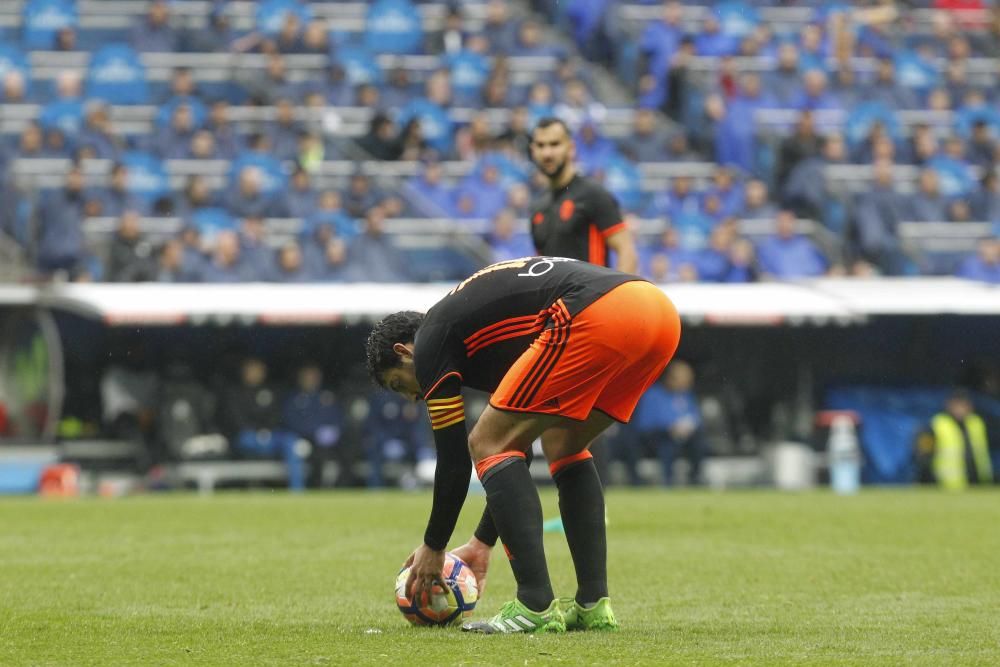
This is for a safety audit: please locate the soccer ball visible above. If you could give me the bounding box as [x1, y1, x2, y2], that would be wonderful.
[395, 552, 478, 627]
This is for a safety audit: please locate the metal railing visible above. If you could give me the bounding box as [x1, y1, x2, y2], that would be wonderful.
[618, 3, 994, 34]
[0, 102, 641, 138]
[26, 51, 561, 80]
[6, 210, 988, 284]
[0, 231, 30, 282]
[7, 156, 723, 192]
[0, 0, 492, 31]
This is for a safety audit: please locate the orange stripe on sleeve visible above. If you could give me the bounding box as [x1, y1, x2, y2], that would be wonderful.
[600, 221, 628, 238]
[430, 405, 464, 422]
[588, 224, 606, 266]
[421, 371, 463, 400]
[427, 396, 463, 409]
[428, 397, 465, 430]
[432, 412, 466, 430]
[429, 402, 463, 415]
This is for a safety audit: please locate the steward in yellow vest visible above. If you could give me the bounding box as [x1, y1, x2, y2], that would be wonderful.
[928, 391, 993, 490]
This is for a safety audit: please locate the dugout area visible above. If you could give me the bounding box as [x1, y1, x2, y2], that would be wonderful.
[1, 279, 999, 493]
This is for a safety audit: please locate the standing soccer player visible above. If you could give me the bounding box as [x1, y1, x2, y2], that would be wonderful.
[365, 257, 680, 633]
[529, 116, 640, 484]
[529, 117, 639, 274]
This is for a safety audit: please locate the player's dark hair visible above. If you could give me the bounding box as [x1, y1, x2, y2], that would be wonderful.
[365, 311, 424, 387]
[532, 116, 571, 138]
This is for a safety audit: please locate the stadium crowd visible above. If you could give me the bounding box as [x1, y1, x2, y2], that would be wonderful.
[0, 0, 997, 284]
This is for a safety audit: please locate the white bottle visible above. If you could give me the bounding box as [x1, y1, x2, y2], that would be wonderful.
[828, 415, 861, 495]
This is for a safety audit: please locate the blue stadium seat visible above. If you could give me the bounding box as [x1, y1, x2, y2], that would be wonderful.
[21, 0, 77, 50]
[335, 47, 384, 87]
[120, 151, 169, 207]
[673, 212, 715, 250]
[0, 43, 29, 82]
[844, 102, 903, 149]
[39, 98, 84, 136]
[86, 44, 150, 105]
[229, 152, 288, 195]
[473, 152, 531, 188]
[304, 209, 359, 240]
[364, 0, 424, 55]
[446, 49, 490, 105]
[398, 98, 453, 155]
[190, 207, 238, 239]
[603, 154, 644, 213]
[256, 0, 313, 35]
[893, 51, 940, 93]
[926, 155, 975, 198]
[156, 96, 208, 129]
[714, 2, 760, 38]
[955, 105, 1000, 140]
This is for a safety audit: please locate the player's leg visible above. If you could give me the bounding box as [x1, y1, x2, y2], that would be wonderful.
[543, 411, 614, 619]
[465, 405, 561, 620]
[466, 283, 680, 632]
[547, 281, 681, 629]
[471, 445, 536, 550]
[657, 431, 679, 486]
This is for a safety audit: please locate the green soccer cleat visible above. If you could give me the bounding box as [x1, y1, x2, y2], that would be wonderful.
[461, 598, 566, 634]
[559, 597, 619, 631]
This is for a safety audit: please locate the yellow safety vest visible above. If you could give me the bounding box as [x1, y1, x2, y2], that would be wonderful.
[930, 413, 993, 490]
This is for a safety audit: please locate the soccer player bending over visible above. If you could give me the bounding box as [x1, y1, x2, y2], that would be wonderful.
[365, 257, 681, 633]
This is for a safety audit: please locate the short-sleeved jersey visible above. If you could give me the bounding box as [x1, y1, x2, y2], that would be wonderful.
[413, 257, 640, 402]
[529, 174, 627, 267]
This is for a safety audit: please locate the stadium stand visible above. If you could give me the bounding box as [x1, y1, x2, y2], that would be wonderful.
[0, 0, 994, 287]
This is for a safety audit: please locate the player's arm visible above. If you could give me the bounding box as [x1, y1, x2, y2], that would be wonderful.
[594, 189, 639, 274]
[530, 210, 542, 256]
[423, 384, 471, 551]
[406, 376, 472, 597]
[607, 225, 639, 274]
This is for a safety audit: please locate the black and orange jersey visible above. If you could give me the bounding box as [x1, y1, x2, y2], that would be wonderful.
[414, 257, 641, 550]
[413, 257, 639, 403]
[529, 174, 627, 267]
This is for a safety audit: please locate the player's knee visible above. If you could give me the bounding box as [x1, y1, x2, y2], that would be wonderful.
[467, 427, 501, 462]
[541, 434, 577, 464]
[467, 424, 530, 462]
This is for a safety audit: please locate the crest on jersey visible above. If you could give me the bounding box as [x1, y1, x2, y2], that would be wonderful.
[559, 199, 575, 221]
[532, 212, 544, 225]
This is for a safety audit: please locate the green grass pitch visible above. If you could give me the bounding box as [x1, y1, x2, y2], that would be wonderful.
[2, 489, 999, 665]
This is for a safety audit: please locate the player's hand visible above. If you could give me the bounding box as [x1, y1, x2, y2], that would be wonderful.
[450, 537, 492, 598]
[405, 543, 446, 601]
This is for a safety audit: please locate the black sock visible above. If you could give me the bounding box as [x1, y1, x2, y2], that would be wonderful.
[473, 450, 534, 547]
[553, 457, 608, 606]
[481, 457, 553, 612]
[473, 506, 498, 547]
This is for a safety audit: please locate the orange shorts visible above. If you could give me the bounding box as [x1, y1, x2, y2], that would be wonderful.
[491, 280, 681, 422]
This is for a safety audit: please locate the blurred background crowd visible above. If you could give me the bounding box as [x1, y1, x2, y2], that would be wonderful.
[0, 0, 997, 286]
